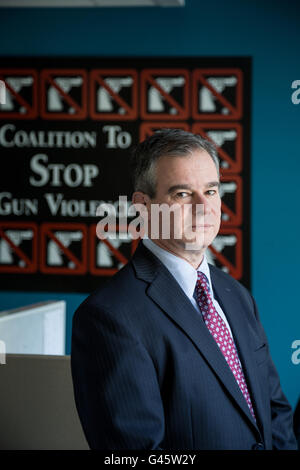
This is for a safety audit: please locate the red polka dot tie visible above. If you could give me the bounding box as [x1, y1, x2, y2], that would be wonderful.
[195, 271, 256, 422]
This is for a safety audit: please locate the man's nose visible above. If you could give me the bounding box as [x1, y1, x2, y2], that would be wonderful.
[193, 193, 211, 214]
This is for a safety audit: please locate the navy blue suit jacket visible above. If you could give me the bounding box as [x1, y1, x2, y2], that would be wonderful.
[71, 241, 297, 450]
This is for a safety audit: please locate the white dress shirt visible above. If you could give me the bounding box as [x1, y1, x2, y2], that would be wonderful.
[142, 238, 235, 339]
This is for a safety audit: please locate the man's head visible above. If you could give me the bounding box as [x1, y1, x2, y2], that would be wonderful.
[131, 128, 220, 198]
[131, 129, 222, 261]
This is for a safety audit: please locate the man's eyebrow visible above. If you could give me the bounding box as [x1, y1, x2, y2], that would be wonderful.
[167, 184, 192, 194]
[167, 181, 220, 194]
[206, 181, 220, 188]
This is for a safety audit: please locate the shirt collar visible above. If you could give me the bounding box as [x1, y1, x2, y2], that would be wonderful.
[142, 238, 213, 301]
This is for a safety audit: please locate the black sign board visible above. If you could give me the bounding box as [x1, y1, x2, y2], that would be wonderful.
[0, 57, 251, 292]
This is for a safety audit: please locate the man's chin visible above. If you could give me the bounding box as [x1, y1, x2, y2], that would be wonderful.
[180, 226, 217, 251]
[179, 234, 207, 252]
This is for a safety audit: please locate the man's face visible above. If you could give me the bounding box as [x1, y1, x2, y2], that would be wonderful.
[146, 149, 221, 253]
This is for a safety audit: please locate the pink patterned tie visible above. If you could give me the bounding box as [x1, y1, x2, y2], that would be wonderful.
[195, 271, 256, 421]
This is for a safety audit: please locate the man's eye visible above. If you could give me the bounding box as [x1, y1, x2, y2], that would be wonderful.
[176, 192, 190, 198]
[206, 189, 217, 196]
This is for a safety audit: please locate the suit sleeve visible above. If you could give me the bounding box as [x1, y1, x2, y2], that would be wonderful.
[71, 301, 165, 450]
[251, 295, 298, 450]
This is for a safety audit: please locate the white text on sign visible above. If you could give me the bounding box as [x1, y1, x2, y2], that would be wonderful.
[29, 154, 99, 188]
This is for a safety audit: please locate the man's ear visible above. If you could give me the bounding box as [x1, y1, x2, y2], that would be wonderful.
[132, 191, 150, 206]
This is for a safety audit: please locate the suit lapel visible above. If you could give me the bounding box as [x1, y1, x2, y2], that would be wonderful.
[132, 243, 261, 433]
[210, 266, 267, 437]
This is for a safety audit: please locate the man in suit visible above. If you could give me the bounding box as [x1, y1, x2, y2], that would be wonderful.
[71, 129, 297, 450]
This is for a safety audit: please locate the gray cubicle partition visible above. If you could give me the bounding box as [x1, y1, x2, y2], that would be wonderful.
[0, 354, 89, 449]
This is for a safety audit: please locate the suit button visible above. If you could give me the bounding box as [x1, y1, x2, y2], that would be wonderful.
[252, 442, 265, 450]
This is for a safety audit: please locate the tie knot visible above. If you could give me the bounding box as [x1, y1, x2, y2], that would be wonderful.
[196, 271, 210, 292]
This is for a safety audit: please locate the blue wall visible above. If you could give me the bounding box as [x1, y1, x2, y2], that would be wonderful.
[0, 0, 299, 409]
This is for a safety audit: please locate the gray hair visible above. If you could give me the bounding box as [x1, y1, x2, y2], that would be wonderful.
[130, 128, 220, 199]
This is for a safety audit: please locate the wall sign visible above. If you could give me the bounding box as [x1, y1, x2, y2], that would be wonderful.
[0, 57, 251, 292]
